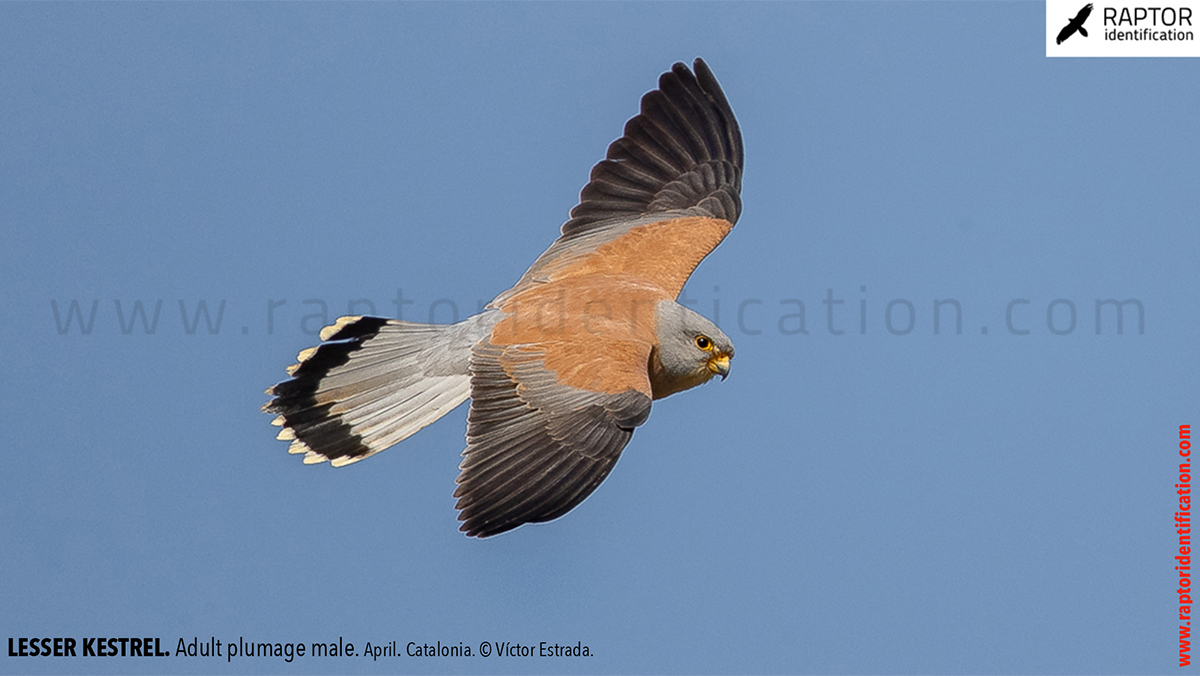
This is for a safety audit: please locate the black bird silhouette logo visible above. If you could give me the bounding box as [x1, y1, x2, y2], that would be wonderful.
[1057, 3, 1094, 44]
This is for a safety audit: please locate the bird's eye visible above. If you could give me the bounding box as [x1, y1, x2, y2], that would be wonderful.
[695, 335, 712, 350]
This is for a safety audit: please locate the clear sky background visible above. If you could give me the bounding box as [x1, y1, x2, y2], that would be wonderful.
[2, 2, 1197, 674]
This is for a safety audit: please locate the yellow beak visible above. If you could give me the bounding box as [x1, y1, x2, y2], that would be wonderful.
[707, 353, 731, 380]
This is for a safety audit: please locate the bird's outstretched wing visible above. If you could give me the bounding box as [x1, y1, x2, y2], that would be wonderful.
[455, 339, 652, 537]
[494, 58, 744, 307]
[565, 58, 743, 235]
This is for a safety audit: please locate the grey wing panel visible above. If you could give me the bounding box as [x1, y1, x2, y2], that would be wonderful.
[454, 339, 652, 537]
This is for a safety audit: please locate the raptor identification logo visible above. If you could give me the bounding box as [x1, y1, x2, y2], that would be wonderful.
[1046, 0, 1200, 56]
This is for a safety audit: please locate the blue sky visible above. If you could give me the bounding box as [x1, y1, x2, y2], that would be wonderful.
[2, 2, 1197, 674]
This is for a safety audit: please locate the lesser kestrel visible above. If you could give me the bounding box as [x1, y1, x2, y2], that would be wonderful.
[265, 59, 743, 537]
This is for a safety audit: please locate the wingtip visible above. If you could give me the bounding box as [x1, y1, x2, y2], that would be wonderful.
[458, 521, 485, 538]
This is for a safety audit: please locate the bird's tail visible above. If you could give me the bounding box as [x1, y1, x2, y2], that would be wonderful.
[1079, 27, 1088, 37]
[263, 312, 499, 466]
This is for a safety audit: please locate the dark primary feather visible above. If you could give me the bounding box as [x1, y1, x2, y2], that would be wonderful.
[493, 59, 744, 307]
[562, 58, 744, 236]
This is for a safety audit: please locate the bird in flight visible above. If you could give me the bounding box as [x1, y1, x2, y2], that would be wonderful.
[1057, 3, 1093, 44]
[264, 59, 744, 537]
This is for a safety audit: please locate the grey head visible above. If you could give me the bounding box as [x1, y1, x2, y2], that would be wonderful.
[649, 299, 735, 400]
